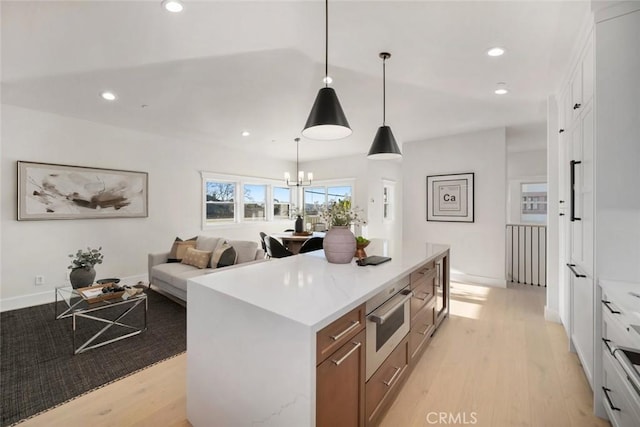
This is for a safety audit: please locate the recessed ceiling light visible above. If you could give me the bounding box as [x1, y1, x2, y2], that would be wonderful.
[323, 76, 333, 85]
[241, 131, 250, 137]
[494, 83, 509, 95]
[487, 47, 505, 57]
[100, 91, 117, 101]
[162, 0, 183, 13]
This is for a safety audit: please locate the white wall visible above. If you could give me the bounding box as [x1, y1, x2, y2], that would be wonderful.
[506, 150, 547, 179]
[505, 123, 547, 224]
[546, 96, 562, 323]
[1, 105, 294, 308]
[403, 128, 507, 287]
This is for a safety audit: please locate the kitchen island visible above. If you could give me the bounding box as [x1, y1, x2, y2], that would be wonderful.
[187, 240, 449, 426]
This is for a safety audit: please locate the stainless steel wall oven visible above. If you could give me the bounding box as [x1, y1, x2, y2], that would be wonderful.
[365, 275, 412, 380]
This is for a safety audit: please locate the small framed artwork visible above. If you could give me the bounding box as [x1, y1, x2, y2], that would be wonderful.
[426, 172, 474, 222]
[17, 161, 148, 220]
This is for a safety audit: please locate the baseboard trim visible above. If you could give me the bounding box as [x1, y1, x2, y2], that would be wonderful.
[544, 306, 562, 324]
[0, 273, 148, 312]
[450, 272, 507, 288]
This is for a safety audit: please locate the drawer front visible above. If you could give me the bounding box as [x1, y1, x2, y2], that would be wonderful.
[317, 330, 366, 427]
[409, 300, 435, 360]
[411, 276, 434, 316]
[603, 307, 636, 351]
[366, 336, 410, 425]
[411, 261, 436, 289]
[602, 351, 640, 427]
[602, 294, 640, 350]
[317, 305, 365, 365]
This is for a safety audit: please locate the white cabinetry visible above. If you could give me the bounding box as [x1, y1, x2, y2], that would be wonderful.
[600, 282, 640, 427]
[560, 29, 595, 388]
[555, 2, 640, 420]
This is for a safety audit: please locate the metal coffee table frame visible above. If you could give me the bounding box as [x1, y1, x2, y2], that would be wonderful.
[55, 286, 148, 354]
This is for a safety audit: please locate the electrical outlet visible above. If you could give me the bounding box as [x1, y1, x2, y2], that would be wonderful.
[35, 275, 45, 286]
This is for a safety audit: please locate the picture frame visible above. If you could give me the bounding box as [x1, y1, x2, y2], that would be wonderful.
[17, 161, 148, 220]
[426, 172, 474, 222]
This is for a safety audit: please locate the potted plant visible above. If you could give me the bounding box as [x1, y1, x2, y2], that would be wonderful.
[68, 247, 103, 289]
[355, 236, 371, 260]
[320, 200, 367, 264]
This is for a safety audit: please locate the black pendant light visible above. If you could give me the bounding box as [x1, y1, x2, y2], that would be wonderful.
[302, 0, 351, 140]
[367, 52, 402, 160]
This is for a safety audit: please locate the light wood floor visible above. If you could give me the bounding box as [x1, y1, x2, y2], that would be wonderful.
[19, 282, 609, 427]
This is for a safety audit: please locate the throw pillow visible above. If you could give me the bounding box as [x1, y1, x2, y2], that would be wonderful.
[227, 240, 259, 264]
[168, 236, 197, 262]
[211, 241, 238, 268]
[181, 247, 213, 269]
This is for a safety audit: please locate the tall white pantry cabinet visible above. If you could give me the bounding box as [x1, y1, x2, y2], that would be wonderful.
[553, 1, 640, 420]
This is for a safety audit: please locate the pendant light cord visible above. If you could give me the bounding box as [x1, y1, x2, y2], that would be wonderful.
[382, 56, 386, 126]
[324, 0, 328, 87]
[295, 138, 300, 182]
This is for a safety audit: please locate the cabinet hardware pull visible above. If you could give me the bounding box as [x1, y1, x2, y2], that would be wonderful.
[418, 325, 431, 336]
[602, 387, 620, 411]
[566, 263, 586, 278]
[602, 300, 621, 315]
[559, 200, 565, 203]
[570, 160, 582, 221]
[383, 366, 402, 387]
[369, 291, 413, 325]
[602, 338, 614, 354]
[573, 103, 582, 110]
[559, 129, 565, 133]
[413, 291, 431, 301]
[559, 213, 565, 216]
[330, 321, 360, 341]
[418, 268, 433, 275]
[331, 341, 361, 366]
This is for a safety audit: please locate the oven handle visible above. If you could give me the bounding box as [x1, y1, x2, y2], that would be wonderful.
[368, 289, 413, 325]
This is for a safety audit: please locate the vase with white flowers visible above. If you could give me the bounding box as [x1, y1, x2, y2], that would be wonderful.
[320, 200, 367, 264]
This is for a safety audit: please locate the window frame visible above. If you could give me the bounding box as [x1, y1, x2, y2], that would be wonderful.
[201, 172, 296, 229]
[301, 178, 356, 228]
[382, 179, 395, 223]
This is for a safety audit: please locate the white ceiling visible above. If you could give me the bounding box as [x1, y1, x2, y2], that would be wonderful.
[1, 1, 589, 161]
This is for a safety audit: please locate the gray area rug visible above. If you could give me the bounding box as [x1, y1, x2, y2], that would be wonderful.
[0, 288, 186, 426]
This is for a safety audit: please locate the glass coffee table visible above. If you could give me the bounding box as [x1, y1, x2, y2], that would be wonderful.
[55, 286, 147, 354]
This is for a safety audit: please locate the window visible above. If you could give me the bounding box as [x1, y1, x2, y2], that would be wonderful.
[521, 182, 547, 224]
[273, 187, 291, 220]
[304, 187, 327, 216]
[202, 173, 299, 228]
[205, 180, 235, 224]
[327, 186, 352, 205]
[382, 180, 395, 222]
[243, 184, 266, 221]
[202, 173, 353, 229]
[302, 182, 354, 229]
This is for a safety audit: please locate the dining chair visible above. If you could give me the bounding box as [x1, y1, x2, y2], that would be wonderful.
[258, 232, 268, 254]
[264, 236, 294, 259]
[298, 237, 324, 254]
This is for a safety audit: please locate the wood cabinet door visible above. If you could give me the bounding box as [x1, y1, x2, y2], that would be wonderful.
[317, 330, 366, 427]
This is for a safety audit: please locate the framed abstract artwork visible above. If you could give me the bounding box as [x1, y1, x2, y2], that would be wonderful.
[426, 172, 474, 222]
[17, 161, 148, 220]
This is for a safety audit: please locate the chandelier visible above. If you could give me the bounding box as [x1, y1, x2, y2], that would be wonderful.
[284, 138, 313, 187]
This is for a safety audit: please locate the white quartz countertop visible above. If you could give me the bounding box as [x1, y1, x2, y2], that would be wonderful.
[189, 240, 449, 331]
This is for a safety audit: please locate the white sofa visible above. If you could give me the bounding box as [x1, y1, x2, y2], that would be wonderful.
[148, 235, 265, 301]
